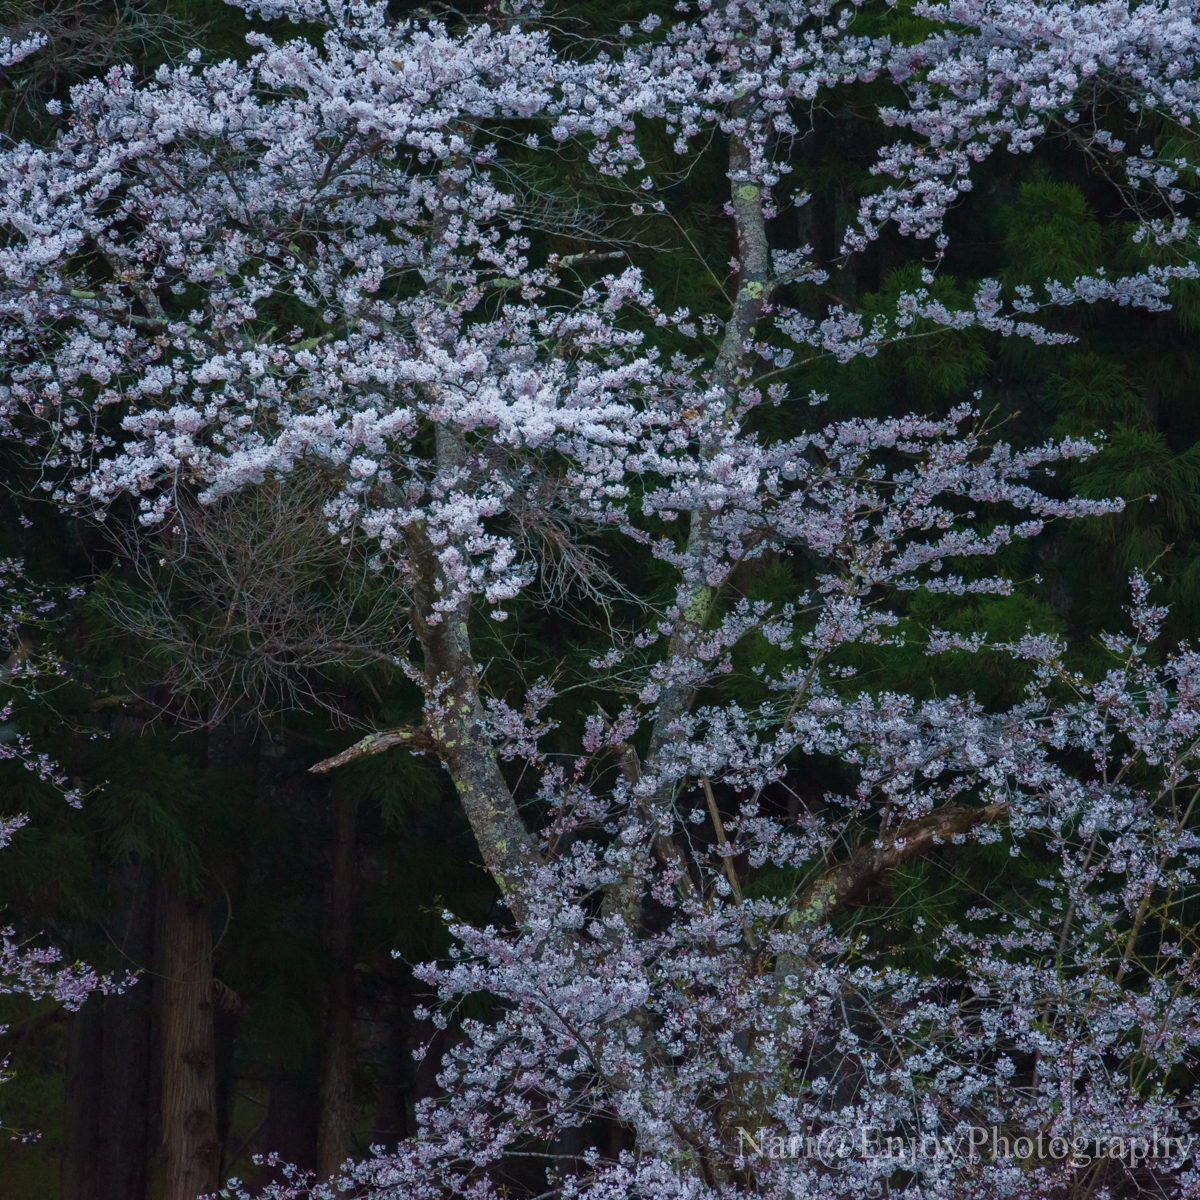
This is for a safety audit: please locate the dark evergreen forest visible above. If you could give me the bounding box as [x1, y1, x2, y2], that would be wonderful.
[1, 1, 1198, 1197]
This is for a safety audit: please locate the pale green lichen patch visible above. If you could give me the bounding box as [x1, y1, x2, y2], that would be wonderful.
[683, 586, 710, 624]
[787, 878, 838, 932]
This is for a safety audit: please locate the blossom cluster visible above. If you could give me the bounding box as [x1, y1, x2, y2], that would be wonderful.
[2, 0, 1200, 1195]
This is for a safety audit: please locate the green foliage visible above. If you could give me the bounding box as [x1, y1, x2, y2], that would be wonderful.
[1001, 180, 1109, 285]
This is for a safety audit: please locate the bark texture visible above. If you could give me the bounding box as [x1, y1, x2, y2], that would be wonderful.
[406, 426, 539, 917]
[309, 726, 438, 775]
[158, 877, 220, 1200]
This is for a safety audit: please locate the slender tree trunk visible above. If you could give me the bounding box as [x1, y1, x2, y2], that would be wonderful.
[62, 998, 102, 1200]
[597, 123, 773, 932]
[317, 792, 359, 1182]
[644, 121, 770, 788]
[299, 134, 541, 924]
[400, 137, 542, 916]
[158, 874, 220, 1200]
[96, 865, 155, 1200]
[404, 427, 540, 917]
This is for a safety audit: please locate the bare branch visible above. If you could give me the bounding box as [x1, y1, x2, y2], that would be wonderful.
[309, 726, 439, 774]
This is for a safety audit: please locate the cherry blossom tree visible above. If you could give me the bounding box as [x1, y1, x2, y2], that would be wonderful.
[4, 0, 1200, 1196]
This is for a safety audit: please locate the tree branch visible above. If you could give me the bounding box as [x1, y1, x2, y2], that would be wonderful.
[788, 802, 1009, 936]
[309, 726, 439, 774]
